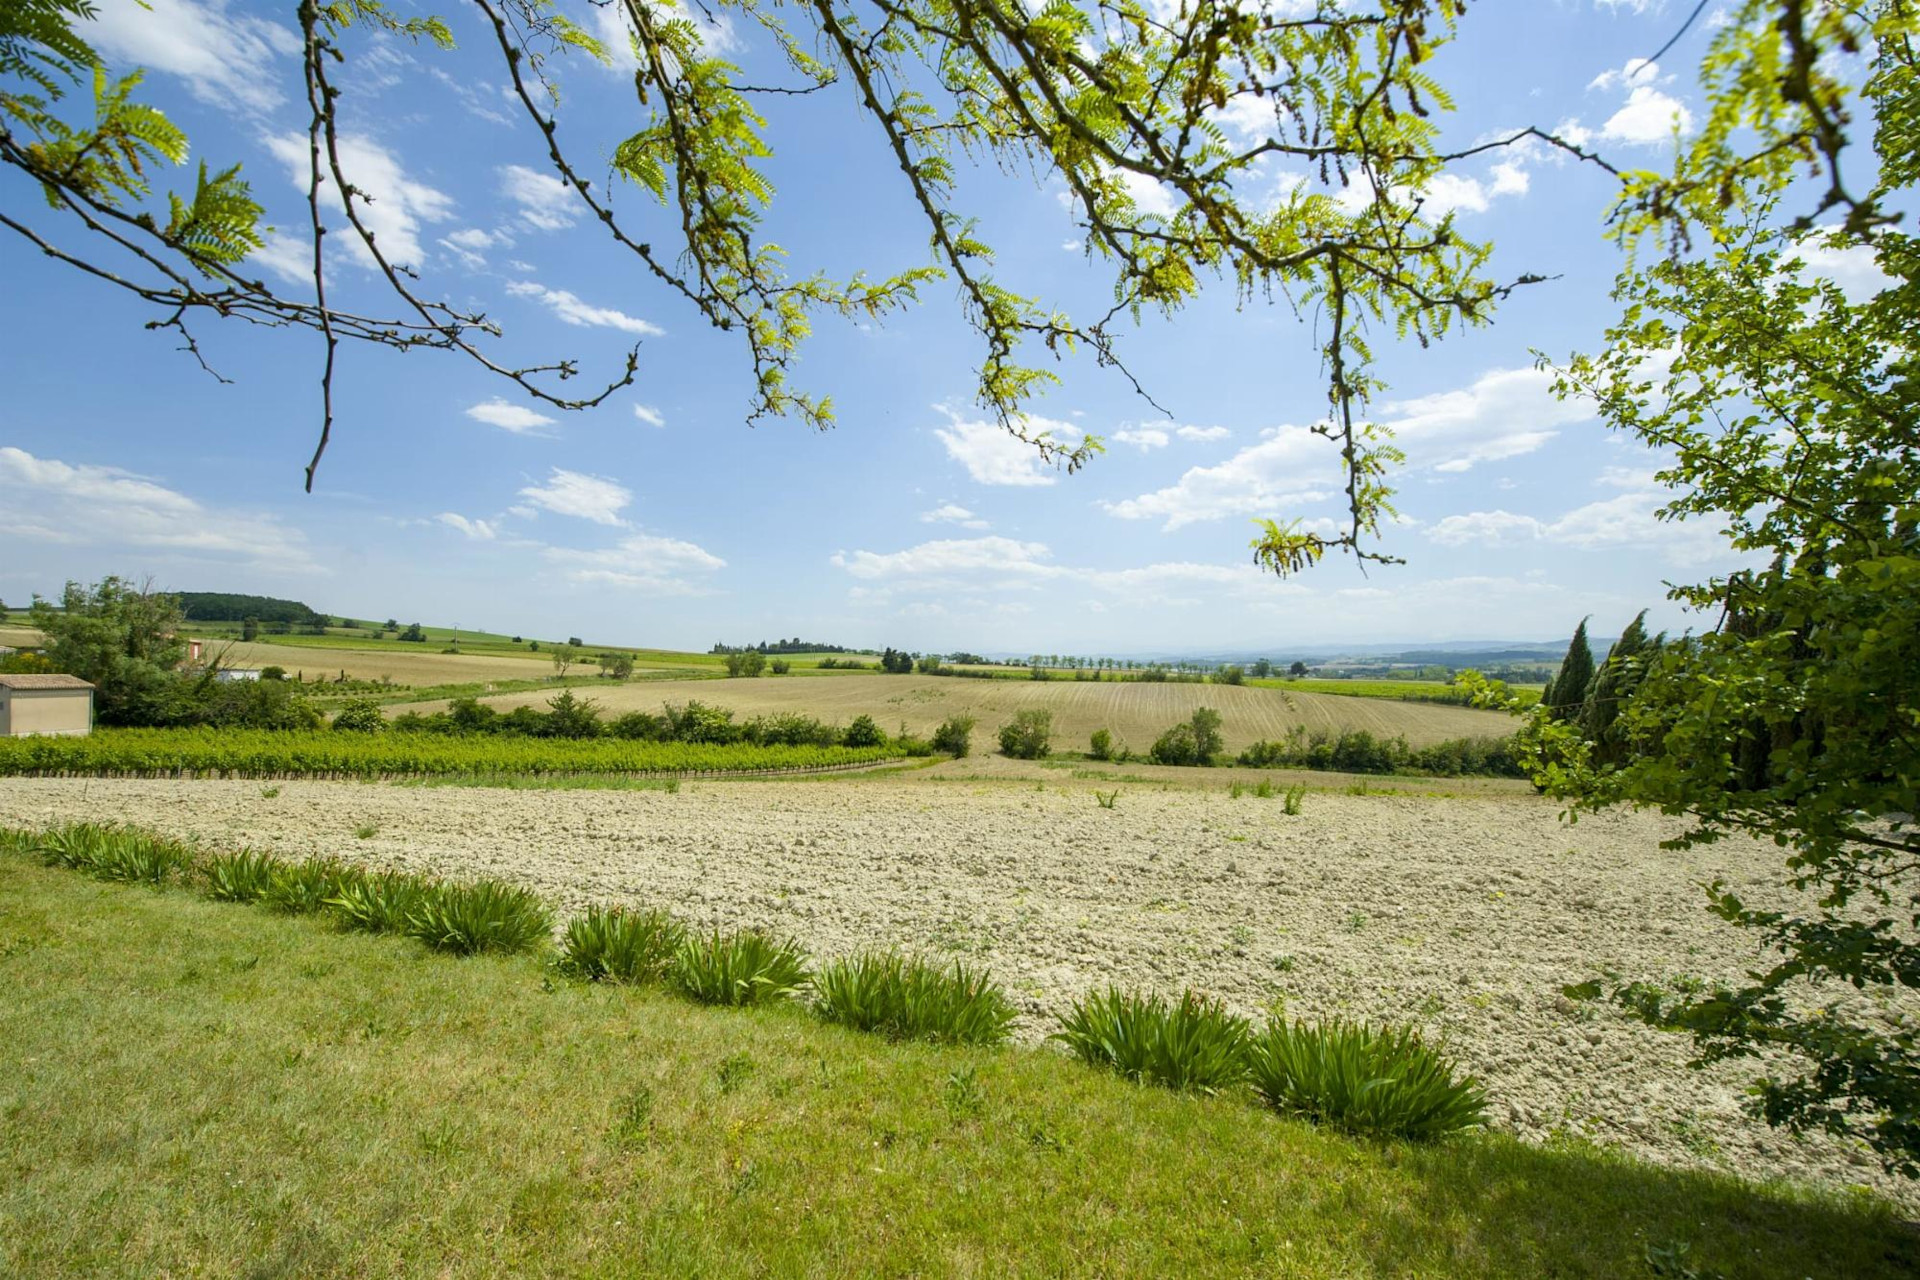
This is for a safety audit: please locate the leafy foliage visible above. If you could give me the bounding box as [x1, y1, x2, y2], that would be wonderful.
[1054, 988, 1248, 1094]
[1495, 2, 1920, 1175]
[670, 928, 810, 1007]
[930, 714, 975, 758]
[1245, 1018, 1487, 1140]
[997, 710, 1053, 760]
[328, 869, 431, 935]
[813, 952, 1016, 1046]
[264, 859, 358, 916]
[405, 879, 554, 956]
[203, 849, 278, 903]
[560, 904, 686, 983]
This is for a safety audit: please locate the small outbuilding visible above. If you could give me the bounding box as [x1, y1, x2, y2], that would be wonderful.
[0, 674, 96, 737]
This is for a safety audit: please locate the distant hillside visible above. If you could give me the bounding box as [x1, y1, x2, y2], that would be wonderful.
[176, 593, 325, 626]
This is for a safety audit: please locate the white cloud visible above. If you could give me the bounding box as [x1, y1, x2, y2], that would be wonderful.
[1383, 365, 1591, 472]
[920, 503, 989, 530]
[1176, 425, 1231, 443]
[1425, 489, 1734, 566]
[632, 404, 666, 428]
[500, 164, 581, 232]
[85, 0, 298, 113]
[1603, 85, 1694, 143]
[505, 281, 663, 336]
[518, 468, 632, 526]
[1112, 428, 1170, 452]
[263, 133, 453, 267]
[0, 446, 319, 573]
[542, 534, 726, 593]
[246, 232, 314, 287]
[1101, 427, 1335, 530]
[832, 536, 1059, 582]
[465, 399, 556, 435]
[436, 512, 497, 540]
[439, 226, 509, 270]
[933, 410, 1076, 487]
[1119, 169, 1179, 219]
[1571, 59, 1694, 147]
[1794, 230, 1894, 302]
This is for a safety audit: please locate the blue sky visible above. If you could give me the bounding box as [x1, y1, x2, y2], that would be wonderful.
[0, 0, 1858, 654]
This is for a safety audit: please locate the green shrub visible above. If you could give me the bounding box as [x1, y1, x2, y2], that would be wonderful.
[813, 952, 1016, 1045]
[331, 699, 386, 733]
[33, 823, 190, 884]
[931, 714, 975, 757]
[1244, 1019, 1487, 1140]
[560, 905, 685, 983]
[1054, 988, 1248, 1093]
[90, 830, 192, 884]
[671, 928, 810, 1006]
[1088, 728, 1112, 761]
[768, 658, 791, 675]
[997, 709, 1053, 759]
[329, 869, 432, 934]
[204, 849, 280, 902]
[406, 879, 554, 956]
[264, 859, 359, 915]
[33, 822, 119, 870]
[1150, 722, 1198, 766]
[1283, 783, 1306, 815]
[842, 714, 884, 748]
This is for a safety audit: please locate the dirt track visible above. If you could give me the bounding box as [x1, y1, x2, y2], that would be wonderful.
[2, 772, 1906, 1206]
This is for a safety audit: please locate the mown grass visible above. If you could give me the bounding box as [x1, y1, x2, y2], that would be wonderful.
[0, 853, 1914, 1276]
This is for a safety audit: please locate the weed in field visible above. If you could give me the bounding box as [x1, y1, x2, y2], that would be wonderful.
[353, 824, 378, 841]
[204, 850, 279, 903]
[1271, 953, 1296, 973]
[1346, 780, 1372, 796]
[259, 785, 281, 799]
[1229, 781, 1245, 799]
[671, 929, 810, 1007]
[1054, 988, 1248, 1094]
[330, 869, 432, 935]
[944, 1065, 984, 1120]
[813, 952, 1017, 1046]
[1345, 911, 1368, 932]
[1252, 779, 1274, 799]
[716, 1052, 756, 1094]
[559, 905, 685, 983]
[405, 879, 554, 956]
[264, 859, 357, 915]
[611, 1085, 655, 1147]
[1283, 784, 1306, 815]
[1244, 1018, 1487, 1141]
[1093, 789, 1120, 810]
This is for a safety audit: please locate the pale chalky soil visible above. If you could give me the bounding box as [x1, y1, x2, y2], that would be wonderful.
[3, 775, 1909, 1207]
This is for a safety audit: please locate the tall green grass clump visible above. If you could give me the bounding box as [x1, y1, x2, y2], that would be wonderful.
[0, 825, 37, 855]
[1245, 1019, 1487, 1140]
[203, 849, 280, 903]
[813, 952, 1017, 1046]
[263, 858, 359, 915]
[329, 869, 434, 935]
[671, 928, 810, 1006]
[1055, 988, 1248, 1093]
[560, 905, 685, 983]
[33, 823, 190, 884]
[405, 879, 554, 956]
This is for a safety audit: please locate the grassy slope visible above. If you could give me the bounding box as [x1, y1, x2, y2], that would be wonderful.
[389, 673, 1517, 753]
[1, 857, 1910, 1278]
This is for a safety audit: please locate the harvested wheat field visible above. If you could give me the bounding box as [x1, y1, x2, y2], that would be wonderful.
[392, 672, 1510, 752]
[204, 640, 554, 686]
[2, 772, 1906, 1207]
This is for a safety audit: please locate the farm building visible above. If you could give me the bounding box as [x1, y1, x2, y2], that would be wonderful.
[0, 674, 95, 737]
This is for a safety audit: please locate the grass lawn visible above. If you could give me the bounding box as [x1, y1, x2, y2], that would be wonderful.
[0, 854, 1912, 1278]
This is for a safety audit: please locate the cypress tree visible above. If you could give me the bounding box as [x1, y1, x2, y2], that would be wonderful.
[1581, 611, 1658, 764]
[1546, 618, 1596, 721]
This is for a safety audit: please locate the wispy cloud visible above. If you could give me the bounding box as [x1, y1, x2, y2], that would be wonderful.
[518, 468, 632, 526]
[465, 399, 557, 435]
